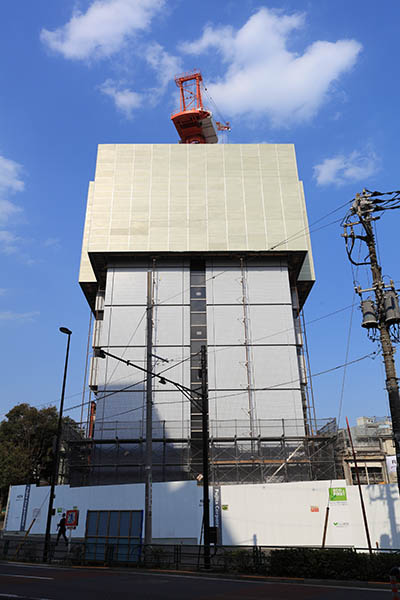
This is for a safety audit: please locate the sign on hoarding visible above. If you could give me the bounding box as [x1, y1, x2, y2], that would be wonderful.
[329, 487, 347, 502]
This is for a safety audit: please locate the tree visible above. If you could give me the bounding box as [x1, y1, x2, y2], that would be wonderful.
[0, 403, 78, 507]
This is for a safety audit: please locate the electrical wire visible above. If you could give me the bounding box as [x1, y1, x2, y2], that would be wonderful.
[199, 302, 356, 361]
[0, 301, 357, 423]
[336, 303, 356, 429]
[203, 85, 230, 129]
[0, 200, 362, 423]
[335, 243, 361, 429]
[62, 352, 196, 416]
[103, 308, 147, 386]
[80, 309, 93, 424]
[80, 300, 358, 415]
[92, 350, 378, 423]
[155, 200, 352, 308]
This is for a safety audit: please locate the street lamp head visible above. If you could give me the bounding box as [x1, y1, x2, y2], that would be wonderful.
[59, 327, 72, 335]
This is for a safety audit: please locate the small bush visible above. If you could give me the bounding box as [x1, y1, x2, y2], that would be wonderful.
[268, 548, 400, 582]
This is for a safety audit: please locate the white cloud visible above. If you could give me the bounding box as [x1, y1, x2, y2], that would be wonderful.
[0, 154, 25, 255]
[40, 0, 164, 60]
[0, 199, 22, 226]
[0, 310, 39, 322]
[99, 43, 181, 117]
[0, 155, 24, 192]
[145, 42, 181, 89]
[99, 79, 143, 117]
[0, 155, 24, 226]
[0, 230, 20, 254]
[313, 149, 379, 186]
[43, 237, 61, 248]
[180, 8, 362, 126]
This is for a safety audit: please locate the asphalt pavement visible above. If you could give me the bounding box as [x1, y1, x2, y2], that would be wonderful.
[0, 562, 392, 599]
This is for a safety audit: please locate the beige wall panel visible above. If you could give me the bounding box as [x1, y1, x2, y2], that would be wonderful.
[80, 143, 314, 291]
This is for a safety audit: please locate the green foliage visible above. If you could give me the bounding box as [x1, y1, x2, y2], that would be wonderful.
[212, 547, 400, 581]
[268, 548, 400, 582]
[219, 549, 260, 573]
[0, 403, 77, 506]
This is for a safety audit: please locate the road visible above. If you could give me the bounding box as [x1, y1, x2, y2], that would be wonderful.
[0, 562, 391, 599]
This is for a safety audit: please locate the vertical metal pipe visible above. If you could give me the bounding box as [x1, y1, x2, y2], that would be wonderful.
[80, 310, 93, 425]
[346, 417, 372, 554]
[144, 271, 153, 546]
[321, 506, 330, 548]
[300, 309, 318, 435]
[239, 258, 256, 447]
[43, 329, 71, 562]
[201, 345, 210, 569]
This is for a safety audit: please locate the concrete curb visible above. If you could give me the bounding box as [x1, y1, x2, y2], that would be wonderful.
[139, 568, 391, 590]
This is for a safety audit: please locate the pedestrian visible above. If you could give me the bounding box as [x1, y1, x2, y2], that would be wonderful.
[56, 513, 68, 546]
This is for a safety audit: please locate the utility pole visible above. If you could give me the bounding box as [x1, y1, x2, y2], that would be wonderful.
[144, 271, 153, 547]
[200, 345, 211, 569]
[361, 214, 400, 487]
[342, 189, 400, 494]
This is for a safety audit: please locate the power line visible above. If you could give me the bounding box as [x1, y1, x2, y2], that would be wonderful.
[208, 351, 378, 403]
[79, 301, 357, 414]
[0, 198, 360, 423]
[102, 308, 147, 387]
[92, 350, 378, 423]
[0, 300, 356, 423]
[203, 302, 356, 359]
[155, 200, 352, 307]
[62, 352, 195, 415]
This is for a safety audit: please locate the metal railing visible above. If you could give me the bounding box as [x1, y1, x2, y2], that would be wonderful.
[2, 537, 399, 574]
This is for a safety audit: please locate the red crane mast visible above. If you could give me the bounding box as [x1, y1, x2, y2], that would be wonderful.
[171, 70, 218, 144]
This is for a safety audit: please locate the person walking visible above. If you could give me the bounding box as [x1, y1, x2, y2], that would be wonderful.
[56, 513, 68, 546]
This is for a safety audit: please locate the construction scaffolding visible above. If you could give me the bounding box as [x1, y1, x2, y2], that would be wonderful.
[65, 418, 338, 487]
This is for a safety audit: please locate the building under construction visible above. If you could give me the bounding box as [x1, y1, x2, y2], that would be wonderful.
[69, 71, 338, 487]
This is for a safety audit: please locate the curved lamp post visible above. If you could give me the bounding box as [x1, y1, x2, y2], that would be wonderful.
[43, 327, 72, 562]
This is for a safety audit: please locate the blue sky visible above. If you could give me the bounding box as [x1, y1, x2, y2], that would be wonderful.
[1, 0, 399, 428]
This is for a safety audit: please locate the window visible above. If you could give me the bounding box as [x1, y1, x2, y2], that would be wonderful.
[351, 467, 367, 485]
[85, 509, 143, 563]
[367, 467, 384, 484]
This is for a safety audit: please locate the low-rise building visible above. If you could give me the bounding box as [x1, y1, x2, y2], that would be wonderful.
[336, 416, 396, 485]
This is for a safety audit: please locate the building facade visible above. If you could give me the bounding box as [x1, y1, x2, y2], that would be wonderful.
[336, 416, 397, 485]
[75, 143, 324, 485]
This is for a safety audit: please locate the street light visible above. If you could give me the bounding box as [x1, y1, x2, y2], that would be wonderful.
[43, 327, 72, 562]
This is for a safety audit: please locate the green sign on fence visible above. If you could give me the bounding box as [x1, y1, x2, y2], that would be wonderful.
[329, 487, 347, 502]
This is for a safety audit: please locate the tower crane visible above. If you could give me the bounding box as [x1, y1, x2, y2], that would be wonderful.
[171, 69, 230, 144]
